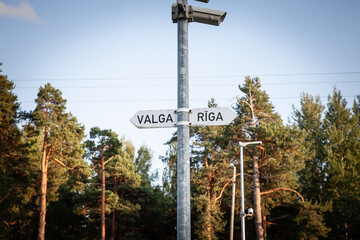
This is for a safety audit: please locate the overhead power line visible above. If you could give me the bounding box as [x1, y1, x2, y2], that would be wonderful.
[12, 71, 360, 82]
[14, 80, 360, 89]
[19, 95, 358, 104]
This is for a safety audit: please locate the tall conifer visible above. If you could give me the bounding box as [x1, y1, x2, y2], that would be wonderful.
[24, 83, 86, 240]
[0, 65, 34, 238]
[323, 89, 360, 239]
[234, 77, 308, 239]
[293, 93, 327, 201]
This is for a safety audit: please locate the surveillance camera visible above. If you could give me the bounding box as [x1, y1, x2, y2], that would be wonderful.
[190, 6, 226, 26]
[247, 208, 254, 216]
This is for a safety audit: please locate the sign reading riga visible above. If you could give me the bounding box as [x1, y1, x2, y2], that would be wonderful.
[130, 107, 237, 128]
[190, 107, 237, 127]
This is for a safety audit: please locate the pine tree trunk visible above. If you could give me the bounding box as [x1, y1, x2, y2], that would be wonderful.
[110, 207, 115, 240]
[252, 146, 264, 240]
[205, 205, 212, 240]
[262, 202, 267, 240]
[110, 182, 119, 240]
[101, 154, 106, 240]
[38, 128, 48, 240]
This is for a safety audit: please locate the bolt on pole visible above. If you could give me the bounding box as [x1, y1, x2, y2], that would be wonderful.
[177, 0, 191, 239]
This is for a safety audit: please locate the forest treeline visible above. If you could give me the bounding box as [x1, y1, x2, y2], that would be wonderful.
[1, 66, 359, 239]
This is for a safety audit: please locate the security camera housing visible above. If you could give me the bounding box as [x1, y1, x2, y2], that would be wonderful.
[190, 6, 226, 26]
[247, 208, 254, 215]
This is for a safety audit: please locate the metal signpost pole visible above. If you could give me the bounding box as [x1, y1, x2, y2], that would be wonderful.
[239, 141, 262, 240]
[177, 0, 190, 239]
[132, 2, 226, 238]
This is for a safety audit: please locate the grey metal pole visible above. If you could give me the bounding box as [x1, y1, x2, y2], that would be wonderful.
[177, 0, 190, 239]
[239, 141, 262, 240]
[230, 166, 236, 240]
[240, 145, 246, 240]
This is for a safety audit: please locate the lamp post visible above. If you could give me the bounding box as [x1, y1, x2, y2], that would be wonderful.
[239, 141, 262, 240]
[230, 166, 236, 240]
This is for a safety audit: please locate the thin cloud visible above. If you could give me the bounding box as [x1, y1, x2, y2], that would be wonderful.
[0, 1, 42, 23]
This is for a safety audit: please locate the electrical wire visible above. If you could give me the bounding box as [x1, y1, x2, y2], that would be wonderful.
[18, 95, 358, 104]
[12, 71, 359, 103]
[14, 80, 360, 89]
[11, 71, 360, 82]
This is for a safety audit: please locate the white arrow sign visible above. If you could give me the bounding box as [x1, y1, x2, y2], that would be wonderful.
[130, 107, 237, 128]
[130, 109, 176, 128]
[190, 107, 237, 127]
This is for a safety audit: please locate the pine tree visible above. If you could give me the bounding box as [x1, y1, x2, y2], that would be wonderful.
[0, 64, 20, 161]
[190, 98, 234, 240]
[291, 93, 331, 239]
[23, 83, 86, 240]
[0, 65, 36, 239]
[323, 89, 360, 239]
[84, 127, 121, 240]
[84, 128, 143, 240]
[134, 145, 154, 184]
[161, 135, 178, 198]
[293, 93, 327, 202]
[233, 77, 307, 240]
[106, 138, 140, 240]
[129, 143, 177, 239]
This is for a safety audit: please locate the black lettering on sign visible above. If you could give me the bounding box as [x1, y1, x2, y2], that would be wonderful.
[152, 115, 158, 123]
[209, 112, 215, 121]
[137, 115, 144, 124]
[167, 114, 173, 123]
[197, 111, 224, 122]
[159, 114, 165, 123]
[137, 113, 174, 125]
[198, 112, 204, 121]
[216, 112, 223, 121]
[144, 115, 151, 124]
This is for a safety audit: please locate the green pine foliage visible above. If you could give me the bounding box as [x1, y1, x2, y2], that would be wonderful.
[292, 93, 332, 239]
[0, 65, 38, 239]
[84, 128, 144, 239]
[233, 77, 310, 240]
[134, 145, 155, 184]
[191, 99, 233, 240]
[27, 83, 89, 239]
[1, 64, 359, 240]
[293, 93, 327, 202]
[161, 135, 178, 198]
[292, 88, 360, 240]
[27, 83, 89, 199]
[323, 89, 360, 239]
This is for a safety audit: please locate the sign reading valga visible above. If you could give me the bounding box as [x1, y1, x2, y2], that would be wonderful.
[130, 109, 176, 128]
[130, 107, 237, 129]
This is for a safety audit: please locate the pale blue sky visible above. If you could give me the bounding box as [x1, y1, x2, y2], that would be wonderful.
[1, 0, 359, 182]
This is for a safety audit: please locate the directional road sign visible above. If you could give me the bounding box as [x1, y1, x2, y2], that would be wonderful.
[190, 107, 237, 127]
[130, 109, 176, 128]
[130, 107, 237, 129]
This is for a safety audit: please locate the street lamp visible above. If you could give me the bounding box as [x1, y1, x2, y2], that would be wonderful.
[239, 141, 262, 240]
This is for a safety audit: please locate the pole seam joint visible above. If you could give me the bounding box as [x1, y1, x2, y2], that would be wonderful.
[176, 121, 191, 126]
